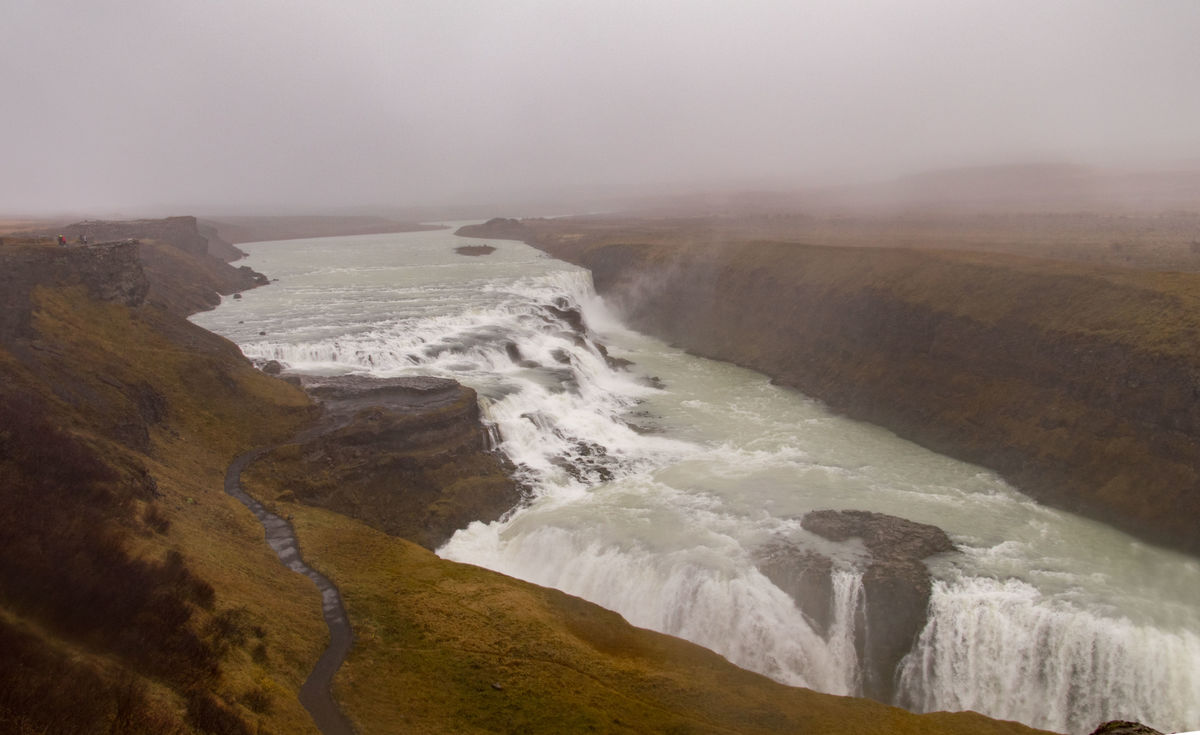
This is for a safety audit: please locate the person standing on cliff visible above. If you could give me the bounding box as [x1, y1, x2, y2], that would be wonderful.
[57, 234, 66, 247]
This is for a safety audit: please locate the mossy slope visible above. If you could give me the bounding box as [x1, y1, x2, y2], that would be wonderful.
[1, 240, 321, 733]
[259, 500, 1048, 735]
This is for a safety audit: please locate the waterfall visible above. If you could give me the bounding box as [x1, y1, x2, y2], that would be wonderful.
[442, 523, 867, 695]
[193, 230, 1200, 734]
[897, 577, 1200, 733]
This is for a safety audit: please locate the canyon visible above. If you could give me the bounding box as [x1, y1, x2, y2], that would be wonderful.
[0, 218, 1057, 733]
[460, 215, 1200, 559]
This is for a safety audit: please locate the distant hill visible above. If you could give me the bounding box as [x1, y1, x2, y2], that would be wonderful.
[619, 163, 1200, 216]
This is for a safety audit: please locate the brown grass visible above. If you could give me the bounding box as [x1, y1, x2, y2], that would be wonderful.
[1, 282, 324, 733]
[246, 497, 1050, 735]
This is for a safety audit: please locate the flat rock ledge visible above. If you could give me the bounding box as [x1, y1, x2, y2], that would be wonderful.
[257, 374, 521, 550]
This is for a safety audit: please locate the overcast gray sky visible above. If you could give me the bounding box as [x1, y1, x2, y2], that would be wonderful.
[4, 0, 1199, 215]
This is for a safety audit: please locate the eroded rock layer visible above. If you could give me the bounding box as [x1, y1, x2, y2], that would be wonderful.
[255, 375, 522, 550]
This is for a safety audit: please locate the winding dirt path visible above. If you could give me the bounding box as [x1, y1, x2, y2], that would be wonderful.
[225, 448, 356, 735]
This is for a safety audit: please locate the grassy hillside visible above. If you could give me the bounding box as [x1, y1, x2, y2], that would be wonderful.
[235, 482, 1047, 735]
[1, 240, 320, 733]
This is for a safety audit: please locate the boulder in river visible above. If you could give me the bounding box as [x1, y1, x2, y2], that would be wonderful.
[801, 509, 954, 703]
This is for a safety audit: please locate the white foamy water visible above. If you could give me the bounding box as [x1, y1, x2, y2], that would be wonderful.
[194, 227, 1200, 734]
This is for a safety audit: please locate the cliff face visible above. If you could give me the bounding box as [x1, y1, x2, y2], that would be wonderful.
[38, 216, 265, 315]
[58, 216, 244, 261]
[251, 375, 521, 551]
[465, 219, 1200, 558]
[0, 240, 148, 343]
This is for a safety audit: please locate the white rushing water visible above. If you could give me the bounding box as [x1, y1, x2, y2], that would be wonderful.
[194, 227, 1200, 734]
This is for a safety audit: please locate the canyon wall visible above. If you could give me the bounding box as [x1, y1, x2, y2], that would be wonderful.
[251, 375, 521, 551]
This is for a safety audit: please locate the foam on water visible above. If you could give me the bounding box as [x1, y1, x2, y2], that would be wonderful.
[193, 229, 1200, 734]
[899, 576, 1200, 733]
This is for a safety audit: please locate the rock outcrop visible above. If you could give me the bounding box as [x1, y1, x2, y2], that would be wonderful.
[756, 544, 835, 634]
[253, 375, 522, 550]
[34, 216, 268, 314]
[802, 510, 954, 702]
[57, 216, 243, 261]
[455, 244, 496, 256]
[758, 510, 954, 704]
[468, 217, 1200, 559]
[1088, 721, 1165, 735]
[0, 240, 148, 343]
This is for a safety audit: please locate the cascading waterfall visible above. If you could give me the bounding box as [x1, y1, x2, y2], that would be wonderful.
[827, 569, 865, 695]
[899, 577, 1200, 733]
[193, 229, 1200, 735]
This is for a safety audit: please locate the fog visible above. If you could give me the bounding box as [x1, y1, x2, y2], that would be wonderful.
[4, 0, 1199, 215]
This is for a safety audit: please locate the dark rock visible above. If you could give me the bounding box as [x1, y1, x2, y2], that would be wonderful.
[455, 245, 496, 256]
[261, 360, 283, 375]
[504, 341, 540, 369]
[232, 293, 242, 299]
[1089, 722, 1165, 735]
[594, 342, 633, 370]
[237, 265, 269, 285]
[801, 509, 954, 703]
[756, 544, 835, 635]
[801, 510, 954, 559]
[546, 301, 586, 334]
[260, 375, 521, 549]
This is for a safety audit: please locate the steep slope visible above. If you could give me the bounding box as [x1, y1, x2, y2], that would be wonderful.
[236, 486, 1048, 735]
[42, 217, 266, 315]
[1, 238, 320, 734]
